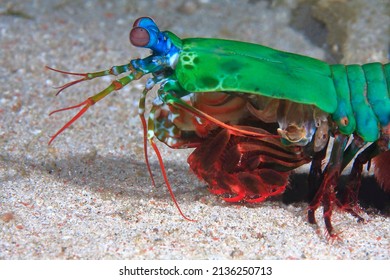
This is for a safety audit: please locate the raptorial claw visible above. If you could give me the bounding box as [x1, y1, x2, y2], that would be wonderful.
[45, 66, 91, 96]
[48, 71, 136, 145]
[48, 98, 94, 145]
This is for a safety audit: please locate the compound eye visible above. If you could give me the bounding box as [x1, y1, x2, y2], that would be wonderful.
[133, 17, 143, 28]
[129, 27, 150, 47]
[133, 16, 154, 28]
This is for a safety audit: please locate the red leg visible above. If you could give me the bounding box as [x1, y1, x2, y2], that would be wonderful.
[307, 134, 347, 238]
[338, 142, 380, 222]
[373, 150, 390, 193]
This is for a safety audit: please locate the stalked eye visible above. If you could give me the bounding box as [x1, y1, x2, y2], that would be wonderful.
[129, 27, 150, 47]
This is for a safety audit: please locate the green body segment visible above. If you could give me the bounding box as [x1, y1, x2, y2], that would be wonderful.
[174, 38, 389, 143]
[385, 64, 390, 92]
[330, 64, 356, 135]
[330, 63, 390, 142]
[346, 65, 380, 142]
[175, 38, 338, 113]
[362, 63, 390, 126]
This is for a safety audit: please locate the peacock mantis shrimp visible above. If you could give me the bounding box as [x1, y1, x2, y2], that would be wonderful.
[47, 17, 390, 238]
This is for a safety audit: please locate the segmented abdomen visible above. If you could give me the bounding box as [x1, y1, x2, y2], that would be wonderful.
[330, 62, 390, 142]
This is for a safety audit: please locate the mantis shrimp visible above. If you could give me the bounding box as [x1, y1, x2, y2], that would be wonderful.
[47, 17, 389, 238]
